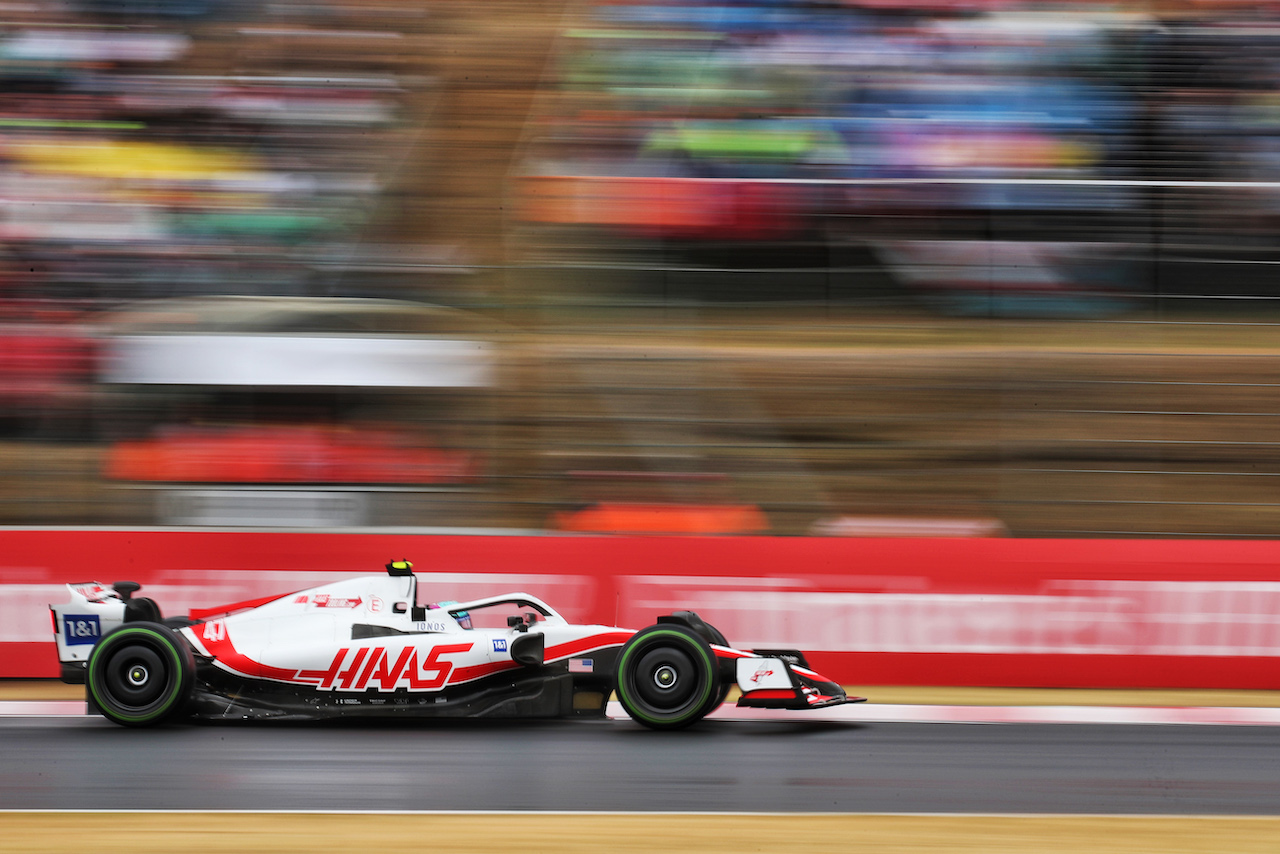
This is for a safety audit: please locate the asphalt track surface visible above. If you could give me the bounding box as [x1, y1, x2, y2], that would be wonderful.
[4, 714, 1280, 815]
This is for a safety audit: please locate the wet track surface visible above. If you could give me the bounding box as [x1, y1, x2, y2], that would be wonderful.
[3, 716, 1280, 814]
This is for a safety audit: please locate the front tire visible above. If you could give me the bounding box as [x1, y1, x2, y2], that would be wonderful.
[697, 620, 732, 715]
[664, 611, 732, 715]
[615, 625, 720, 730]
[86, 622, 194, 727]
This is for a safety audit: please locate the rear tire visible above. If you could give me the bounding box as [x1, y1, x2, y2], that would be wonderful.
[615, 625, 719, 730]
[86, 622, 194, 727]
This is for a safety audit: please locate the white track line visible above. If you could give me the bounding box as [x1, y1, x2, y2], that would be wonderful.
[0, 701, 84, 716]
[625, 701, 1280, 726]
[4, 809, 1280, 818]
[6, 700, 1280, 726]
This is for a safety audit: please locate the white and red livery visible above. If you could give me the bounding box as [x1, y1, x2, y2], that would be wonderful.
[50, 560, 862, 728]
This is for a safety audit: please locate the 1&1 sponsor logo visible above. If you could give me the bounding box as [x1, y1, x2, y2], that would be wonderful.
[63, 614, 101, 646]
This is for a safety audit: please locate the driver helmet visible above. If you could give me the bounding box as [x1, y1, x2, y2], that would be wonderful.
[429, 600, 472, 629]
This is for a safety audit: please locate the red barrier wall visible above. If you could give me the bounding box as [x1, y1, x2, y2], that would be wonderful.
[8, 530, 1280, 688]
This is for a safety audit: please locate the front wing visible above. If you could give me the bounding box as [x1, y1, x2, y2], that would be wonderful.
[730, 649, 865, 710]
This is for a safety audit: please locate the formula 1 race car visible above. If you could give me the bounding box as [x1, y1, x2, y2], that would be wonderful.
[51, 560, 862, 728]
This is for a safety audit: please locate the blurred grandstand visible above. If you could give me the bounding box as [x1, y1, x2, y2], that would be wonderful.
[4, 0, 1280, 537]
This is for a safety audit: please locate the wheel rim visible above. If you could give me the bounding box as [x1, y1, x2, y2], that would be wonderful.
[104, 645, 167, 709]
[633, 646, 697, 711]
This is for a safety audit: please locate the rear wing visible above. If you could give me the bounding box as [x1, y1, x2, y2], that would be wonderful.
[49, 582, 127, 683]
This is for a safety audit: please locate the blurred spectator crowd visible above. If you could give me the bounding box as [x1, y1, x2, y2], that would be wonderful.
[0, 1, 490, 528]
[6, 0, 1280, 537]
[0, 0, 434, 435]
[521, 0, 1280, 310]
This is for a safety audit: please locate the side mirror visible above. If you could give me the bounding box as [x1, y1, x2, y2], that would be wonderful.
[112, 581, 141, 600]
[508, 615, 528, 633]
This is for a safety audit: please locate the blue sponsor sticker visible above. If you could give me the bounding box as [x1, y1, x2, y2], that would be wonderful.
[492, 638, 508, 653]
[63, 614, 101, 646]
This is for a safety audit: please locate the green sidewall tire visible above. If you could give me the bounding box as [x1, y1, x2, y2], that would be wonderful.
[616, 625, 719, 730]
[87, 622, 194, 727]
